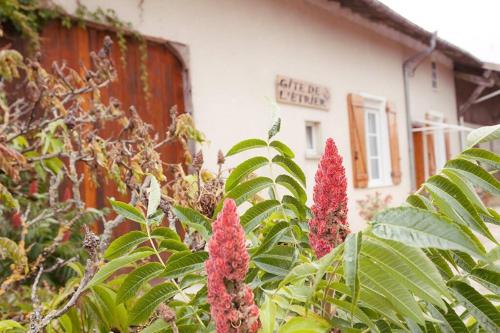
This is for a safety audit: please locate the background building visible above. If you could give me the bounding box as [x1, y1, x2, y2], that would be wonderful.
[11, 0, 498, 229]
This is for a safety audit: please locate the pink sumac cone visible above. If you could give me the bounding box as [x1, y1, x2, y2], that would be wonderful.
[308, 138, 350, 258]
[205, 199, 261, 333]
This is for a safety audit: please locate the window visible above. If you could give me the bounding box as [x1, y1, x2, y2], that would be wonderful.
[362, 95, 392, 187]
[366, 111, 382, 181]
[431, 61, 438, 89]
[348, 93, 401, 188]
[305, 121, 321, 158]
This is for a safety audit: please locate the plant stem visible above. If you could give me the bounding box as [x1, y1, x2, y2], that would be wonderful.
[266, 144, 302, 249]
[145, 223, 165, 266]
[320, 260, 341, 320]
[146, 224, 206, 329]
[171, 280, 206, 329]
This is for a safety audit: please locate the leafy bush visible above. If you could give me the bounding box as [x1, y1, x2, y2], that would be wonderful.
[356, 192, 392, 222]
[1, 34, 499, 332]
[0, 37, 204, 330]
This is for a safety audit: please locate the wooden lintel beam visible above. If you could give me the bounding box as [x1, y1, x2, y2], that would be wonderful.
[473, 88, 500, 104]
[455, 71, 495, 87]
[459, 70, 492, 115]
[493, 73, 500, 88]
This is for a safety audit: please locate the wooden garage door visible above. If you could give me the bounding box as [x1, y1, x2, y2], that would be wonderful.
[36, 21, 186, 234]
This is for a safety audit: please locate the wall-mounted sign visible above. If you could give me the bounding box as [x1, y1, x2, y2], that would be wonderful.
[275, 75, 330, 110]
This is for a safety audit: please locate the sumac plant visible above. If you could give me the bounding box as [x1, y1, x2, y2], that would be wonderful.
[1, 37, 500, 333]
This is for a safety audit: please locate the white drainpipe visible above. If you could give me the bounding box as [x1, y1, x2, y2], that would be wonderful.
[402, 32, 438, 191]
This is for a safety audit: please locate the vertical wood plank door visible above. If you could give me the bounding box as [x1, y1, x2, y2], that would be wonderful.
[38, 21, 186, 235]
[412, 129, 425, 189]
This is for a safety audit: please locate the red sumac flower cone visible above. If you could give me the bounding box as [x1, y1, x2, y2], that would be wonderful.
[205, 199, 260, 333]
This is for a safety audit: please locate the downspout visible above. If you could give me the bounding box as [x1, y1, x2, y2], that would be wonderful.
[403, 31, 438, 191]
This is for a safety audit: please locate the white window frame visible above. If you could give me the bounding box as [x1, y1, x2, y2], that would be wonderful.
[427, 111, 447, 173]
[305, 121, 322, 159]
[360, 93, 392, 188]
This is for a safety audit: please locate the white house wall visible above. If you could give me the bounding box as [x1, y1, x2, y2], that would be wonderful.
[54, 0, 461, 230]
[409, 56, 460, 152]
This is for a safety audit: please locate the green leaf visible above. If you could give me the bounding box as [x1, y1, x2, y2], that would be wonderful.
[241, 200, 281, 234]
[179, 274, 206, 289]
[487, 246, 500, 262]
[427, 189, 489, 255]
[282, 195, 307, 220]
[427, 303, 469, 333]
[373, 238, 450, 298]
[140, 320, 196, 333]
[171, 206, 211, 240]
[425, 175, 495, 242]
[280, 262, 318, 287]
[260, 295, 277, 333]
[83, 294, 110, 332]
[91, 285, 128, 332]
[451, 250, 476, 273]
[424, 249, 453, 280]
[344, 232, 362, 312]
[278, 315, 330, 333]
[104, 231, 148, 259]
[461, 148, 500, 169]
[162, 251, 208, 279]
[361, 237, 447, 309]
[482, 208, 500, 226]
[44, 157, 64, 174]
[150, 227, 181, 242]
[168, 325, 199, 333]
[371, 207, 486, 258]
[308, 245, 344, 300]
[147, 176, 161, 217]
[329, 282, 401, 326]
[87, 250, 153, 288]
[466, 124, 500, 147]
[470, 268, 500, 294]
[316, 243, 344, 272]
[226, 138, 267, 156]
[159, 239, 189, 252]
[406, 194, 433, 210]
[326, 298, 378, 332]
[275, 174, 307, 203]
[268, 117, 281, 140]
[225, 156, 269, 191]
[269, 140, 295, 158]
[252, 221, 289, 257]
[225, 177, 274, 206]
[0, 237, 27, 270]
[406, 319, 424, 333]
[0, 320, 24, 331]
[444, 159, 500, 196]
[425, 321, 439, 333]
[129, 282, 178, 324]
[147, 210, 165, 225]
[140, 319, 169, 333]
[358, 257, 425, 325]
[272, 155, 306, 187]
[109, 199, 146, 224]
[253, 245, 296, 276]
[116, 263, 164, 304]
[448, 280, 500, 332]
[442, 169, 490, 216]
[375, 320, 393, 333]
[0, 183, 19, 211]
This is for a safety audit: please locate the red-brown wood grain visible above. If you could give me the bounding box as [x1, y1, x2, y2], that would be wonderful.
[35, 21, 186, 236]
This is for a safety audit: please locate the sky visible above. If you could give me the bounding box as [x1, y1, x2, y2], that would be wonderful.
[378, 0, 500, 63]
